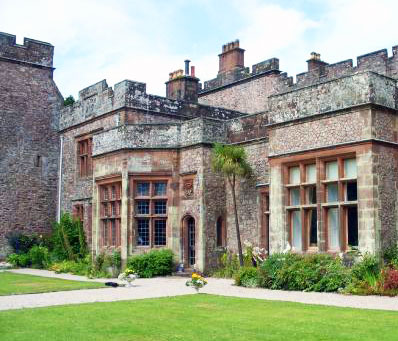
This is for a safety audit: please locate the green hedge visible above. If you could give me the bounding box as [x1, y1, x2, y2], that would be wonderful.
[127, 249, 174, 278]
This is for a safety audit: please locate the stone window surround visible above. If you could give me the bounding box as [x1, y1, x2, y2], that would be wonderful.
[76, 135, 93, 178]
[258, 186, 270, 252]
[129, 176, 170, 248]
[98, 179, 122, 248]
[284, 152, 358, 253]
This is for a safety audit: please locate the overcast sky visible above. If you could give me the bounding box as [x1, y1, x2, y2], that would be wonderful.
[1, 0, 397, 98]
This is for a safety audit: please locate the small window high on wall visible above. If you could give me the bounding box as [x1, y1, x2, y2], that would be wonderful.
[216, 217, 225, 247]
[77, 137, 93, 177]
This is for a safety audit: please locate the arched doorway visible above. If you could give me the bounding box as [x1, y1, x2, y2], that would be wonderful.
[182, 216, 196, 268]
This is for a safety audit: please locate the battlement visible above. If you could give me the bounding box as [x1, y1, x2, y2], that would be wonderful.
[0, 32, 53, 68]
[60, 78, 243, 131]
[201, 42, 398, 95]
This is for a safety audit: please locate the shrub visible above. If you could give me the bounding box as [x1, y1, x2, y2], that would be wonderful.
[52, 213, 88, 261]
[28, 246, 50, 269]
[384, 245, 398, 268]
[351, 253, 380, 281]
[127, 249, 174, 278]
[213, 251, 240, 278]
[235, 267, 258, 287]
[6, 232, 40, 254]
[6, 253, 31, 267]
[256, 253, 349, 292]
[49, 260, 89, 276]
[383, 268, 398, 291]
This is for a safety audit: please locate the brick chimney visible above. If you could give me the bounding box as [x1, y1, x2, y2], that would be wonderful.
[165, 60, 199, 102]
[307, 52, 328, 74]
[218, 39, 245, 74]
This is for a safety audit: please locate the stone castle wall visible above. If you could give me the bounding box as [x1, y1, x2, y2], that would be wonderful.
[0, 33, 62, 257]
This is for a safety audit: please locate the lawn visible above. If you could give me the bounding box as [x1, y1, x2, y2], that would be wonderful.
[1, 294, 397, 341]
[0, 272, 104, 295]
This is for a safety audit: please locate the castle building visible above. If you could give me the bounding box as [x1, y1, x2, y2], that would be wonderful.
[1, 32, 398, 271]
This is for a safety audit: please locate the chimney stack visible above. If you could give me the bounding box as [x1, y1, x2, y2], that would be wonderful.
[307, 52, 328, 74]
[218, 39, 245, 74]
[166, 61, 199, 102]
[184, 60, 190, 75]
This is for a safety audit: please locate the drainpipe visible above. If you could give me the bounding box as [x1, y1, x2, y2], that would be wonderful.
[57, 135, 64, 222]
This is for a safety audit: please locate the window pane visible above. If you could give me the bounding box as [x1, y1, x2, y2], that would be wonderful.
[289, 166, 300, 184]
[328, 208, 340, 250]
[137, 182, 150, 196]
[216, 217, 223, 247]
[306, 164, 316, 183]
[154, 220, 167, 246]
[137, 219, 149, 246]
[347, 207, 358, 247]
[292, 210, 302, 251]
[137, 200, 150, 214]
[111, 185, 116, 199]
[103, 221, 108, 246]
[154, 200, 167, 214]
[344, 158, 357, 178]
[306, 186, 317, 204]
[154, 182, 167, 196]
[327, 183, 339, 202]
[111, 220, 116, 245]
[308, 209, 317, 247]
[346, 181, 357, 201]
[290, 188, 300, 206]
[326, 161, 338, 180]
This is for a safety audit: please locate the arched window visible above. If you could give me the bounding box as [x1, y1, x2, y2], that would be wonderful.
[216, 216, 224, 247]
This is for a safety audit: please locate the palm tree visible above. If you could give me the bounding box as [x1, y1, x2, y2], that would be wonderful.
[211, 143, 253, 266]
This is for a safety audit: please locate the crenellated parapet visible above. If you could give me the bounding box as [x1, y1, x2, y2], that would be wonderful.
[0, 32, 53, 68]
[60, 79, 244, 131]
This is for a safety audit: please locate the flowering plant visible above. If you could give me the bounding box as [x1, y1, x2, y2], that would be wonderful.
[118, 268, 138, 286]
[186, 272, 208, 291]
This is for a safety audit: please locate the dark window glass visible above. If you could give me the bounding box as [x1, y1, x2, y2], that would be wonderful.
[154, 220, 167, 246]
[137, 219, 149, 246]
[188, 217, 195, 266]
[216, 217, 223, 247]
[307, 186, 317, 204]
[346, 181, 357, 201]
[309, 209, 317, 246]
[137, 183, 150, 196]
[111, 220, 116, 245]
[154, 182, 167, 196]
[137, 200, 150, 214]
[154, 200, 167, 214]
[103, 221, 108, 246]
[111, 185, 116, 199]
[347, 207, 358, 247]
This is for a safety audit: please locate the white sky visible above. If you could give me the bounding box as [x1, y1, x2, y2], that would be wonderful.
[1, 0, 397, 98]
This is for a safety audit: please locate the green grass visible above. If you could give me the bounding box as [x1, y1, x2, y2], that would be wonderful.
[0, 272, 104, 295]
[1, 294, 397, 341]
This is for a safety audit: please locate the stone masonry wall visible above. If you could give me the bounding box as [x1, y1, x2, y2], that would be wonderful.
[0, 33, 62, 257]
[268, 72, 396, 124]
[224, 141, 269, 253]
[199, 72, 285, 114]
[372, 145, 398, 252]
[269, 109, 372, 156]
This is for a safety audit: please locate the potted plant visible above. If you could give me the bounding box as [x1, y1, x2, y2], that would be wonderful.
[185, 272, 208, 292]
[118, 268, 138, 287]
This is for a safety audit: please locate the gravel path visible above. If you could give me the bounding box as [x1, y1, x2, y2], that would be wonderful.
[1, 269, 398, 311]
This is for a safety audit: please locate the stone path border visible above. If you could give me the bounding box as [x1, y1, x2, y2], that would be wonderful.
[1, 269, 397, 311]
